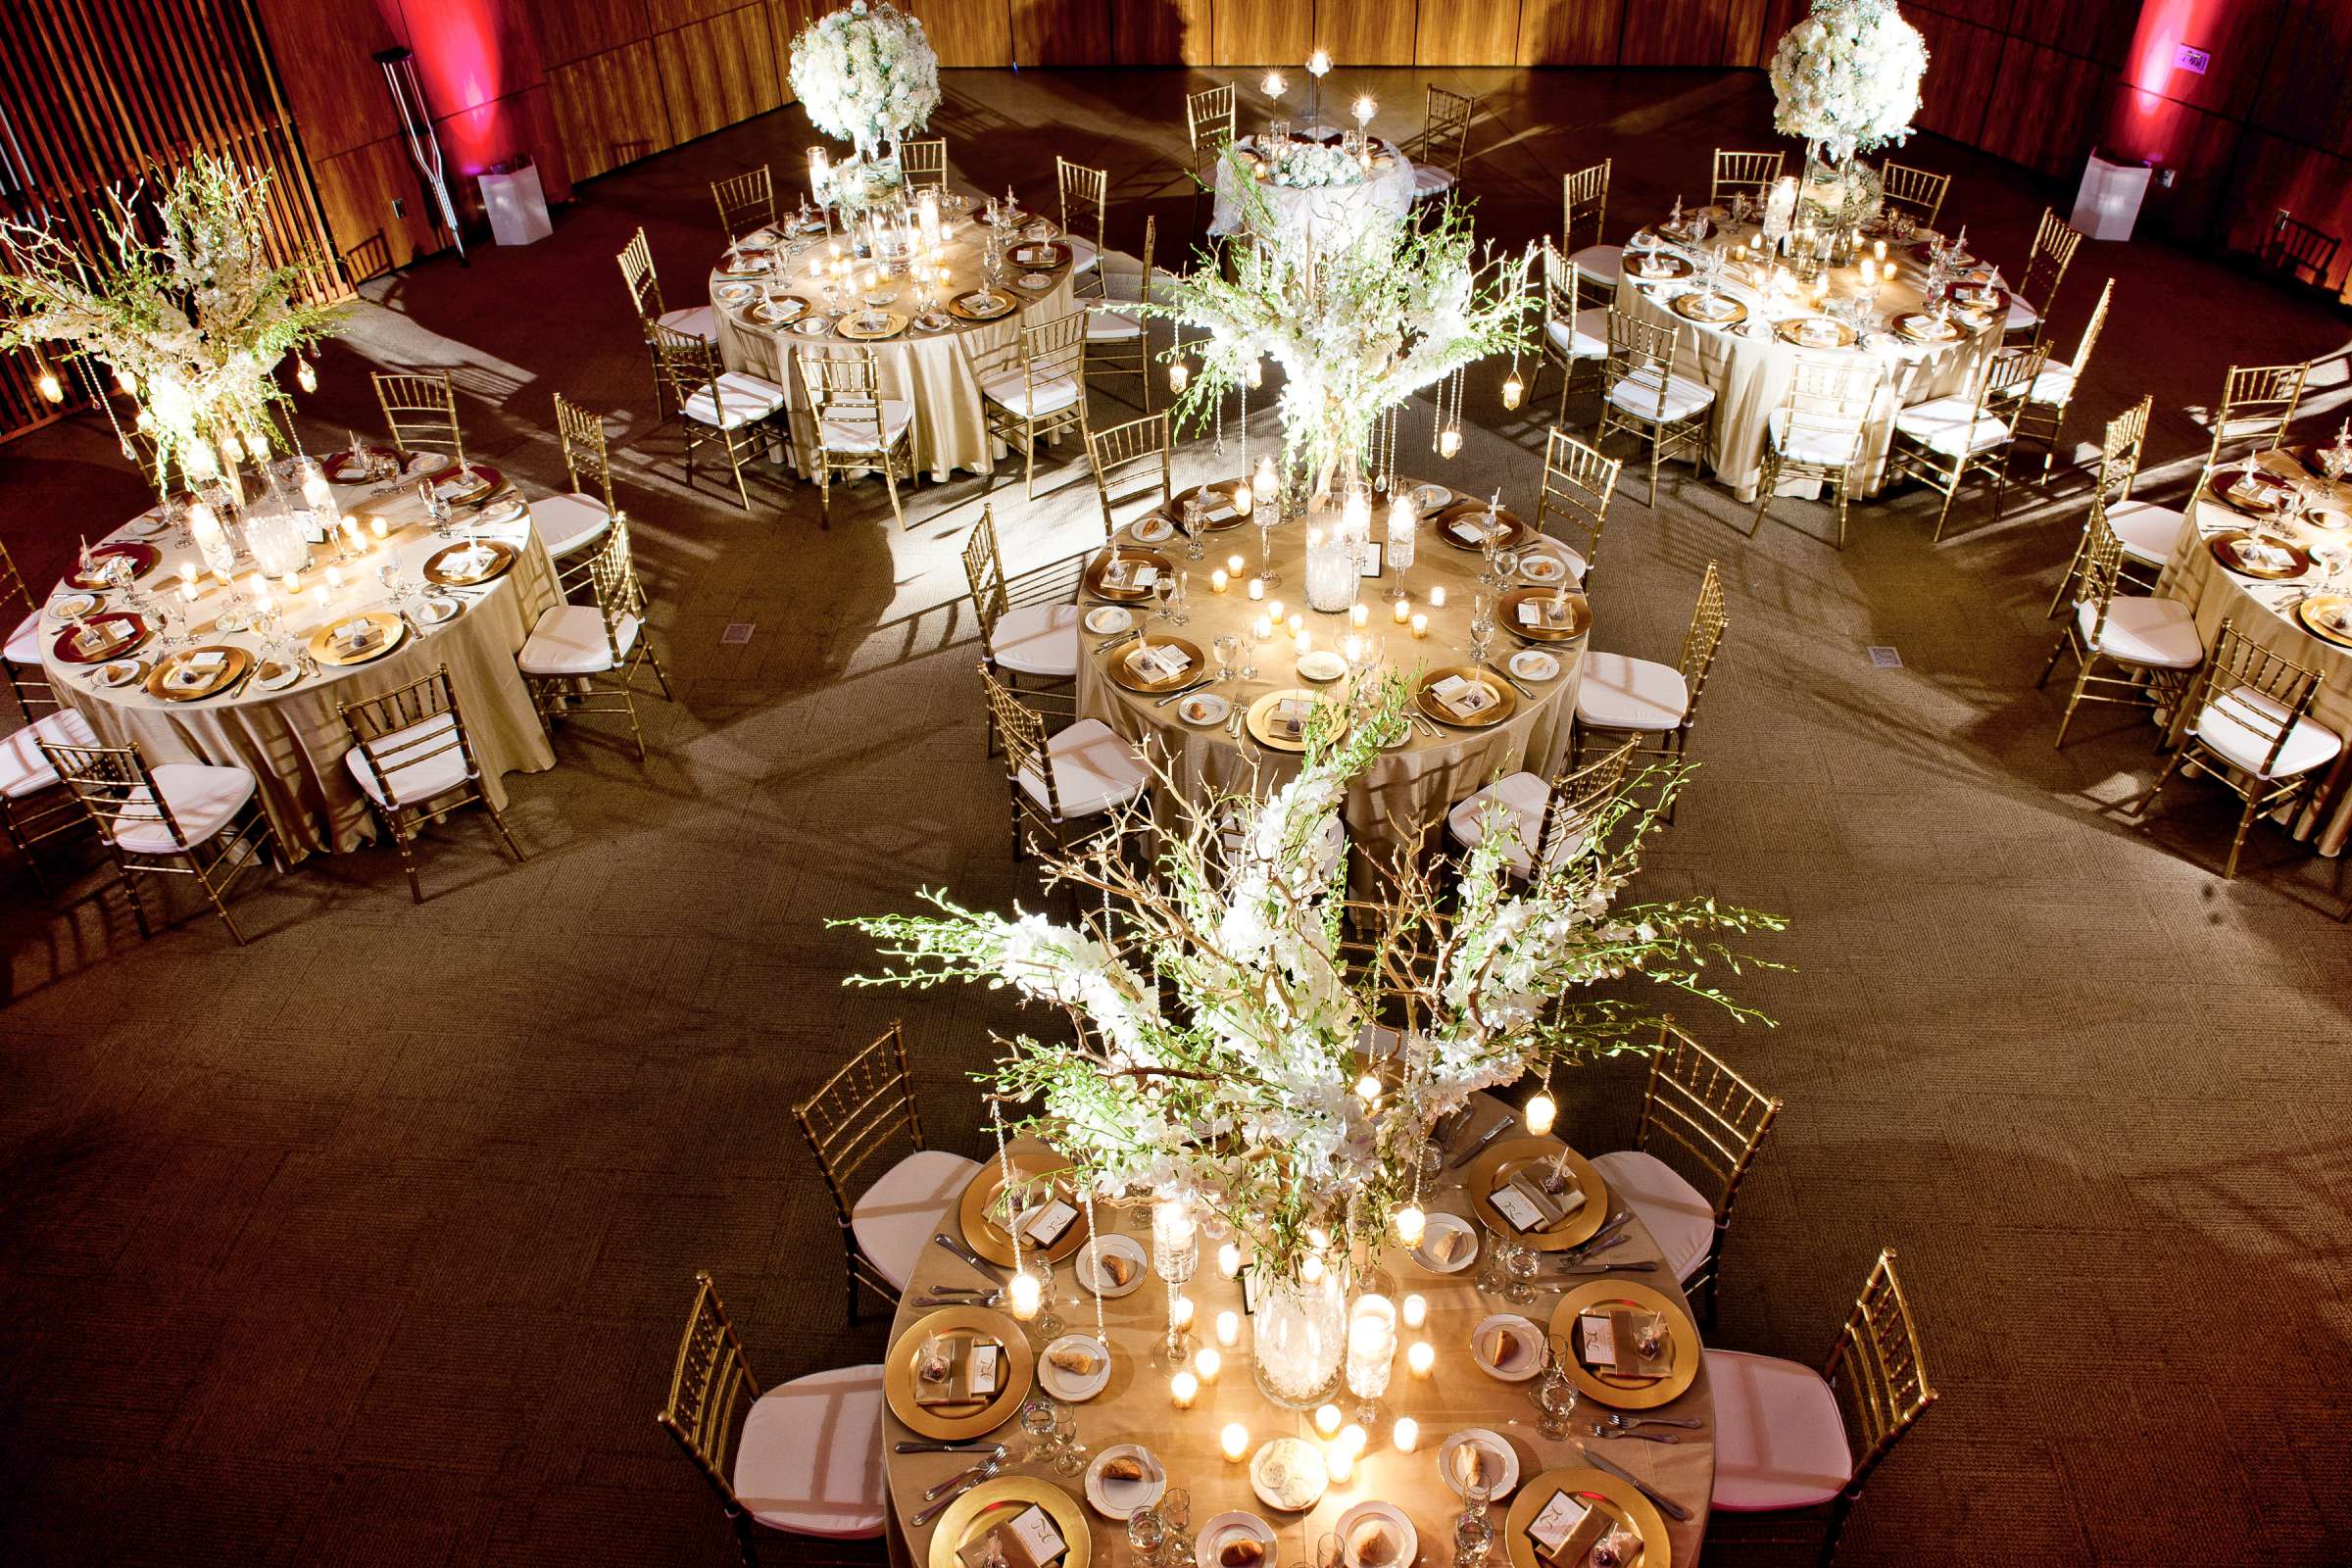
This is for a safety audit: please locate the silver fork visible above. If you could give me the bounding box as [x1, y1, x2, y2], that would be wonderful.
[1591, 1422, 1679, 1445]
[910, 1457, 1005, 1525]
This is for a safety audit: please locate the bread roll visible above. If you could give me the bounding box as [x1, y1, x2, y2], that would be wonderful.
[1351, 1521, 1397, 1567]
[1454, 1443, 1496, 1489]
[1480, 1327, 1514, 1366]
[1048, 1345, 1101, 1376]
[1102, 1252, 1137, 1287]
[1219, 1542, 1265, 1568]
[1102, 1455, 1147, 1483]
[1431, 1229, 1470, 1265]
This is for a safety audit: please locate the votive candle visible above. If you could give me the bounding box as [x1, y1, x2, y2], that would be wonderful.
[1218, 1243, 1243, 1279]
[1222, 1423, 1250, 1462]
[1171, 1371, 1198, 1409]
[1228, 554, 1247, 576]
[1294, 630, 1311, 657]
[1349, 603, 1370, 628]
[1267, 600, 1285, 622]
[1286, 613, 1303, 637]
[1195, 1347, 1222, 1383]
[1401, 1293, 1427, 1330]
[1394, 1417, 1420, 1452]
[1429, 585, 1446, 609]
[1171, 1294, 1196, 1333]
[1216, 1309, 1241, 1348]
[1410, 613, 1428, 639]
[1407, 1341, 1436, 1378]
[1248, 579, 1265, 602]
[1007, 1270, 1042, 1321]
[1339, 1423, 1367, 1456]
[1327, 1445, 1354, 1485]
[1210, 568, 1229, 593]
[1394, 598, 1411, 624]
[1252, 614, 1273, 643]
[371, 517, 389, 540]
[1314, 1404, 1344, 1437]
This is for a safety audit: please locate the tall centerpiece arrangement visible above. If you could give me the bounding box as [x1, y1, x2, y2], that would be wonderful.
[1769, 0, 1929, 251]
[791, 0, 939, 226]
[0, 153, 344, 494]
[843, 681, 1783, 1406]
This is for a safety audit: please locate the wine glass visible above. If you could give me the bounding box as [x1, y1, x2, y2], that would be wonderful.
[1504, 1241, 1540, 1306]
[1212, 635, 1238, 684]
[1181, 493, 1208, 561]
[1160, 1489, 1192, 1561]
[1024, 1256, 1065, 1342]
[1494, 546, 1521, 586]
[1126, 1506, 1167, 1568]
[1454, 1479, 1495, 1567]
[1535, 1348, 1579, 1440]
[1051, 1407, 1087, 1478]
[1468, 612, 1494, 670]
[1152, 573, 1177, 627]
[158, 602, 188, 654]
[1017, 1396, 1059, 1465]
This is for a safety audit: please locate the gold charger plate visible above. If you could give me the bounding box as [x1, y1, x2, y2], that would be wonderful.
[2296, 593, 2352, 649]
[423, 539, 517, 587]
[1433, 503, 1534, 552]
[1084, 547, 1173, 603]
[308, 611, 408, 666]
[1503, 1466, 1672, 1568]
[1172, 482, 1251, 530]
[2213, 472, 2298, 517]
[2207, 529, 2311, 581]
[950, 291, 1016, 321]
[144, 644, 254, 703]
[838, 310, 909, 340]
[1008, 240, 1071, 270]
[1547, 1281, 1702, 1410]
[885, 1305, 1035, 1442]
[957, 1153, 1091, 1267]
[423, 463, 500, 507]
[1245, 688, 1347, 753]
[1499, 587, 1591, 644]
[925, 1477, 1091, 1568]
[1417, 665, 1518, 730]
[1625, 253, 1694, 282]
[1890, 312, 1961, 344]
[1670, 292, 1748, 327]
[1772, 317, 1857, 349]
[1107, 636, 1206, 694]
[1464, 1136, 1607, 1250]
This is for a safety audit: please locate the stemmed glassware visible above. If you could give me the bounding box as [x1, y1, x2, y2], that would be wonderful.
[157, 602, 189, 655]
[1126, 1505, 1167, 1568]
[1017, 1396, 1059, 1466]
[1158, 1490, 1192, 1566]
[1256, 507, 1281, 588]
[1467, 607, 1494, 672]
[1182, 493, 1208, 561]
[1022, 1256, 1065, 1343]
[1151, 1200, 1198, 1370]
[1050, 1405, 1087, 1478]
[1213, 634, 1241, 685]
[1536, 1335, 1580, 1439]
[1453, 1478, 1495, 1567]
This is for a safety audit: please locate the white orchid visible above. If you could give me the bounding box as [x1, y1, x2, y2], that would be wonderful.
[790, 2, 940, 155]
[1769, 0, 1929, 164]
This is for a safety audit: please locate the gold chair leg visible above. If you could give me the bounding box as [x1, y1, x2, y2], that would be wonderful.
[645, 642, 673, 701]
[1930, 476, 1959, 542]
[2136, 745, 2184, 816]
[486, 801, 527, 862]
[2036, 630, 2070, 690]
[1647, 434, 1662, 508]
[2046, 528, 2090, 618]
[2223, 798, 2261, 880]
[1023, 426, 1039, 502]
[2053, 660, 2096, 749]
[1834, 474, 1851, 550]
[393, 816, 425, 905]
[884, 461, 906, 531]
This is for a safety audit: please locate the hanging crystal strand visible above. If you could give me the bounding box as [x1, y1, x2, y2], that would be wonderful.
[1239, 371, 1250, 471]
[993, 1100, 1023, 1281]
[1081, 1187, 1105, 1343]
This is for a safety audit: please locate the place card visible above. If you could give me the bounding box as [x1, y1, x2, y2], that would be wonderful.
[1517, 598, 1572, 629]
[1271, 697, 1313, 742]
[1022, 1199, 1078, 1247]
[1489, 1183, 1547, 1232]
[1124, 644, 1193, 683]
[1579, 1310, 1673, 1377]
[1528, 1491, 1606, 1565]
[1430, 675, 1494, 719]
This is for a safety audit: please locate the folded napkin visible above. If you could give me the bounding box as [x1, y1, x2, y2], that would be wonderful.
[1271, 697, 1313, 741]
[1431, 674, 1495, 719]
[959, 291, 1001, 313]
[1528, 1492, 1609, 1567]
[1125, 643, 1192, 683]
[914, 1333, 1003, 1408]
[957, 1504, 1069, 1568]
[1580, 1309, 1675, 1378]
[167, 649, 226, 690]
[1518, 596, 1574, 629]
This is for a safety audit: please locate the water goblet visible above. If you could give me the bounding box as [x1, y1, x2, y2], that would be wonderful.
[1454, 1479, 1495, 1567]
[1212, 635, 1239, 684]
[1494, 546, 1520, 586]
[1126, 1505, 1167, 1568]
[1159, 1489, 1192, 1561]
[158, 602, 188, 653]
[1017, 1396, 1059, 1465]
[1475, 1217, 1512, 1295]
[1152, 573, 1177, 627]
[1167, 571, 1191, 626]
[1024, 1256, 1066, 1342]
[1503, 1241, 1540, 1306]
[1317, 1533, 1344, 1568]
[1535, 1361, 1578, 1439]
[1181, 494, 1208, 561]
[1051, 1407, 1088, 1478]
[1468, 616, 1494, 670]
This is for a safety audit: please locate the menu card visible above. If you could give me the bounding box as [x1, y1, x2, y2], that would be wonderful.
[1579, 1309, 1674, 1378]
[1430, 675, 1495, 719]
[1528, 1492, 1607, 1566]
[956, 1504, 1069, 1568]
[1124, 643, 1192, 683]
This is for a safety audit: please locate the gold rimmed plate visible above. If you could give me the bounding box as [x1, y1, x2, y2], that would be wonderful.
[1084, 547, 1173, 603]
[1499, 588, 1590, 644]
[1624, 253, 1694, 283]
[957, 1153, 1090, 1267]
[1773, 316, 1858, 349]
[838, 309, 909, 340]
[926, 1477, 1091, 1568]
[145, 644, 254, 703]
[1434, 502, 1533, 552]
[2296, 593, 2352, 648]
[423, 463, 502, 508]
[1503, 1466, 1672, 1568]
[1670, 291, 1747, 327]
[308, 610, 408, 666]
[885, 1305, 1035, 1443]
[2207, 529, 2311, 581]
[423, 539, 517, 587]
[51, 613, 151, 664]
[1547, 1281, 1701, 1410]
[2213, 469, 2298, 517]
[1171, 482, 1251, 530]
[1246, 688, 1347, 753]
[950, 290, 1016, 321]
[65, 541, 163, 591]
[1107, 635, 1205, 694]
[1890, 312, 1962, 344]
[1417, 665, 1517, 730]
[1464, 1136, 1606, 1250]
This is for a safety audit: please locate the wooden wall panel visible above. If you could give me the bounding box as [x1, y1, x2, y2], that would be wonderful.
[251, 0, 407, 160]
[2009, 0, 2136, 66]
[2222, 130, 2352, 292]
[1417, 1, 1523, 69]
[768, 0, 824, 92]
[1012, 0, 1112, 65]
[2249, 0, 2352, 150]
[1906, 0, 2017, 28]
[534, 0, 648, 67]
[1620, 0, 1734, 67]
[1905, 9, 2000, 147]
[1210, 0, 1309, 67]
[1318, 0, 1417, 67]
[547, 39, 669, 178]
[1106, 0, 1209, 64]
[2126, 0, 2286, 121]
[1515, 0, 1617, 66]
[910, 0, 1013, 65]
[311, 138, 442, 273]
[1976, 36, 2106, 177]
[656, 4, 783, 143]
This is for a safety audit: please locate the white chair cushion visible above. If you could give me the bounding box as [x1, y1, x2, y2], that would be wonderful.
[344, 710, 472, 809]
[1065, 236, 1100, 274]
[659, 304, 717, 342]
[529, 492, 613, 559]
[1523, 540, 1590, 584]
[1, 708, 96, 802]
[1575, 652, 1690, 733]
[1016, 717, 1150, 819]
[734, 1363, 889, 1538]
[1894, 395, 2010, 458]
[990, 603, 1081, 678]
[2004, 296, 2041, 331]
[1705, 1348, 1854, 1512]
[2106, 499, 2184, 566]
[851, 1149, 983, 1291]
[519, 604, 641, 677]
[684, 371, 788, 430]
[1588, 1150, 1715, 1284]
[1607, 367, 1715, 424]
[113, 761, 256, 856]
[6, 609, 40, 665]
[1545, 308, 1609, 361]
[1411, 165, 1457, 199]
[1570, 244, 1622, 286]
[1086, 308, 1145, 341]
[2076, 596, 2202, 670]
[981, 369, 1081, 419]
[1446, 770, 1593, 875]
[2193, 686, 2344, 781]
[819, 399, 914, 453]
[1768, 408, 1866, 466]
[2024, 364, 2076, 406]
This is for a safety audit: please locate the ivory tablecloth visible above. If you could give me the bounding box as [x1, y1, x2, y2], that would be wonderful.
[39, 471, 559, 859]
[883, 1100, 1716, 1568]
[711, 217, 1076, 483]
[1613, 222, 2001, 503]
[1076, 484, 1587, 886]
[2155, 448, 2352, 855]
[1211, 135, 1416, 245]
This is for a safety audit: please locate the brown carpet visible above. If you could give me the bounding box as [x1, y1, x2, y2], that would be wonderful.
[3, 65, 2349, 1566]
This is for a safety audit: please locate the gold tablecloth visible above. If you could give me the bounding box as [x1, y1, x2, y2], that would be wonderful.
[1076, 483, 1588, 884]
[883, 1099, 1715, 1568]
[711, 216, 1077, 483]
[38, 470, 559, 859]
[2156, 448, 2352, 854]
[1613, 223, 2000, 503]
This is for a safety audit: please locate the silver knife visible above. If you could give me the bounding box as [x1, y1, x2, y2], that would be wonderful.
[1095, 628, 1143, 653]
[1577, 1442, 1691, 1521]
[1154, 676, 1216, 709]
[1552, 1259, 1658, 1274]
[1446, 1118, 1511, 1169]
[931, 1232, 1003, 1278]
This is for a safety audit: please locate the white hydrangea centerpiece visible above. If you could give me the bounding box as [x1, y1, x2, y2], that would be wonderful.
[1769, 0, 1930, 166]
[789, 1, 941, 160]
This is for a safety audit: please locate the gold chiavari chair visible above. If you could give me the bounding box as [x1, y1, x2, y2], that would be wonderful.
[2038, 498, 2205, 749]
[2046, 395, 2177, 614]
[1574, 562, 1727, 792]
[2261, 211, 2340, 290]
[963, 503, 1079, 743]
[1591, 1021, 1782, 1324]
[979, 661, 1150, 865]
[1878, 161, 1949, 230]
[1087, 410, 1174, 541]
[971, 309, 1090, 501]
[37, 737, 275, 944]
[796, 346, 917, 530]
[2001, 207, 2082, 349]
[1532, 425, 1620, 589]
[657, 1271, 890, 1566]
[1409, 86, 1474, 201]
[1536, 242, 1607, 417]
[710, 166, 775, 239]
[618, 226, 716, 406]
[1561, 159, 1620, 305]
[1886, 342, 2047, 540]
[1594, 308, 1716, 508]
[1, 706, 99, 894]
[2201, 361, 2309, 472]
[338, 664, 524, 904]
[650, 320, 789, 511]
[518, 518, 673, 760]
[1701, 1249, 1936, 1564]
[2010, 276, 2111, 481]
[1083, 215, 1156, 412]
[899, 136, 947, 192]
[1445, 735, 1638, 880]
[541, 393, 620, 595]
[793, 1022, 983, 1319]
[2137, 618, 2344, 880]
[1752, 352, 1884, 549]
[1711, 148, 1785, 209]
[1186, 82, 1237, 179]
[371, 369, 465, 466]
[1056, 155, 1107, 275]
[2, 538, 57, 718]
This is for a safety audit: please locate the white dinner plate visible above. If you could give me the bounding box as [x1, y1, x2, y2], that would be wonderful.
[1411, 483, 1451, 514]
[1075, 1233, 1148, 1297]
[1084, 606, 1134, 635]
[1084, 1443, 1165, 1521]
[1438, 1428, 1521, 1499]
[1017, 272, 1054, 290]
[404, 452, 444, 477]
[1335, 1500, 1416, 1568]
[1177, 692, 1231, 728]
[1471, 1313, 1545, 1382]
[1129, 515, 1176, 544]
[253, 656, 307, 692]
[1518, 553, 1570, 586]
[1040, 1333, 1112, 1402]
[1297, 650, 1348, 683]
[792, 317, 832, 337]
[1197, 1512, 1277, 1568]
[91, 659, 145, 690]
[1409, 1211, 1478, 1273]
[1508, 650, 1560, 683]
[49, 592, 100, 619]
[122, 512, 171, 538]
[415, 594, 463, 626]
[1250, 1435, 1328, 1513]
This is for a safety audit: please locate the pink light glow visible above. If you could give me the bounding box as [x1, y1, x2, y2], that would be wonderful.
[2132, 0, 2196, 101]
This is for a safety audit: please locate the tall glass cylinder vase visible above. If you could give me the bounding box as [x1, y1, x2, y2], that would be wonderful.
[1250, 1267, 1350, 1409]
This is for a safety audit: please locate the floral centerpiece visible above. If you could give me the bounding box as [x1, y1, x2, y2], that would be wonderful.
[0, 154, 343, 492]
[843, 680, 1782, 1403]
[789, 1, 940, 162]
[1263, 141, 1369, 190]
[1769, 0, 1929, 165]
[1800, 157, 1885, 233]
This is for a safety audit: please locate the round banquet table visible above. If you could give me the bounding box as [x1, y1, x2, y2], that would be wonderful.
[1075, 480, 1589, 889]
[882, 1097, 1716, 1568]
[1613, 216, 2004, 503]
[35, 461, 560, 860]
[710, 212, 1078, 483]
[1210, 134, 1416, 247]
[2154, 446, 2352, 855]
